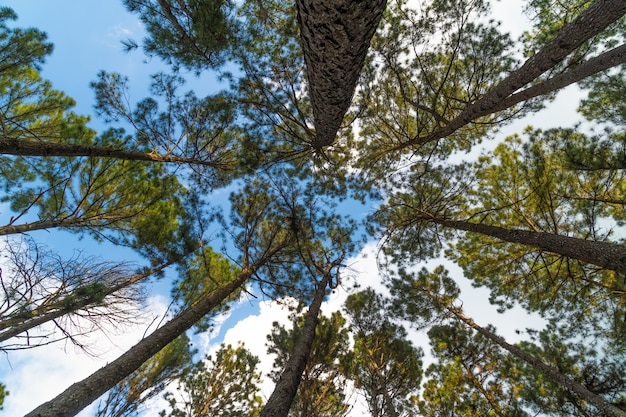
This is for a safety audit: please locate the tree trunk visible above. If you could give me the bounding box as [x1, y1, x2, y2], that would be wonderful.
[296, 0, 387, 150]
[396, 0, 626, 151]
[24, 267, 254, 417]
[447, 307, 626, 417]
[491, 42, 626, 114]
[460, 361, 506, 417]
[362, 346, 399, 417]
[0, 216, 113, 236]
[0, 137, 222, 167]
[259, 271, 330, 417]
[430, 217, 626, 275]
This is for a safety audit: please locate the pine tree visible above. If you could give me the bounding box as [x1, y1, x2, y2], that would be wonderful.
[161, 343, 263, 417]
[389, 266, 626, 417]
[96, 335, 194, 417]
[9, 1, 626, 416]
[343, 288, 423, 417]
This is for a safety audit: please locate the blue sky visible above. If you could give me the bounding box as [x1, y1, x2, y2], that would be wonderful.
[0, 3, 235, 414]
[5, 1, 152, 119]
[0, 1, 588, 416]
[0, 2, 145, 254]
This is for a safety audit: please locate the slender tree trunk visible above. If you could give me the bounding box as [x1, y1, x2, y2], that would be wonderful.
[296, 0, 387, 150]
[447, 307, 626, 417]
[430, 217, 626, 275]
[396, 0, 626, 151]
[460, 361, 506, 417]
[563, 195, 626, 205]
[259, 271, 331, 417]
[0, 213, 137, 236]
[362, 346, 399, 417]
[24, 267, 254, 417]
[492, 42, 626, 114]
[0, 137, 222, 167]
[0, 254, 187, 342]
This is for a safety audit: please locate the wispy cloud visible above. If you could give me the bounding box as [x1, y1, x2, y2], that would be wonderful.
[1, 295, 169, 416]
[109, 24, 134, 39]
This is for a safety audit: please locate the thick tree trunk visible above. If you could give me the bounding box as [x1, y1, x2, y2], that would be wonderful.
[397, 0, 626, 151]
[0, 137, 221, 167]
[0, 255, 184, 343]
[259, 272, 330, 417]
[431, 217, 626, 275]
[0, 213, 140, 236]
[448, 308, 626, 417]
[24, 267, 254, 417]
[296, 0, 387, 150]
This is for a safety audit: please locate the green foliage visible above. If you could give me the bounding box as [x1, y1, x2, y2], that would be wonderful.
[0, 9, 196, 264]
[447, 130, 626, 335]
[0, 7, 52, 71]
[224, 176, 298, 296]
[388, 265, 461, 329]
[343, 289, 423, 417]
[172, 247, 242, 333]
[421, 323, 528, 417]
[225, 174, 359, 299]
[502, 322, 626, 416]
[355, 0, 517, 175]
[0, 5, 87, 152]
[58, 282, 107, 311]
[161, 342, 263, 417]
[372, 161, 474, 265]
[230, 0, 319, 170]
[374, 122, 626, 344]
[0, 6, 94, 193]
[122, 0, 237, 71]
[267, 309, 352, 417]
[1, 151, 189, 258]
[90, 70, 244, 187]
[97, 335, 194, 417]
[579, 67, 626, 126]
[388, 267, 532, 416]
[0, 382, 7, 410]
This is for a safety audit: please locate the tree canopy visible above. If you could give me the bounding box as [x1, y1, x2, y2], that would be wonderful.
[1, 0, 626, 416]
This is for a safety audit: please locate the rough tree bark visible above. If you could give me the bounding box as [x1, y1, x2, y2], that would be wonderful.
[0, 217, 103, 237]
[447, 307, 626, 417]
[259, 269, 332, 417]
[396, 0, 626, 151]
[491, 43, 626, 114]
[296, 0, 387, 150]
[24, 266, 255, 417]
[428, 217, 626, 275]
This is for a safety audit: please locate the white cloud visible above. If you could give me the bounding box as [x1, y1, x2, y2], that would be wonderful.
[220, 297, 296, 399]
[491, 0, 529, 41]
[109, 24, 134, 39]
[205, 243, 388, 408]
[3, 240, 547, 417]
[0, 295, 169, 417]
